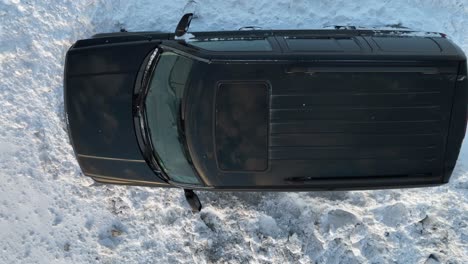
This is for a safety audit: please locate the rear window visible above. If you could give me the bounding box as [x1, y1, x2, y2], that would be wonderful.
[189, 38, 272, 51]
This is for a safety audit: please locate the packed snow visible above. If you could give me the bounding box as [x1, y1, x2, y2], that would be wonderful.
[0, 0, 467, 263]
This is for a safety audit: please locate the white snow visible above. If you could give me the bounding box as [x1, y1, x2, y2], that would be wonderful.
[0, 0, 467, 263]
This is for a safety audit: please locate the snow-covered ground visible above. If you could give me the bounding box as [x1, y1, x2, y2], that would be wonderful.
[0, 0, 467, 263]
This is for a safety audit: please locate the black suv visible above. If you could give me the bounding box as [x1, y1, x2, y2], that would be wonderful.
[64, 14, 467, 211]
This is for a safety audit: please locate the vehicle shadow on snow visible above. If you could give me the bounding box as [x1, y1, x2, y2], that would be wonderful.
[192, 190, 371, 263]
[199, 190, 357, 210]
[192, 190, 443, 263]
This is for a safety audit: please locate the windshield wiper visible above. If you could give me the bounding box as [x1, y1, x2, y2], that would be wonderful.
[138, 106, 170, 182]
[176, 102, 194, 165]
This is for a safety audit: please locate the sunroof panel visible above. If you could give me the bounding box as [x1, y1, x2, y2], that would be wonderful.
[215, 82, 269, 171]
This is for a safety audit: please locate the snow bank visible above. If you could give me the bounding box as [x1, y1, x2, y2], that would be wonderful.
[0, 0, 467, 263]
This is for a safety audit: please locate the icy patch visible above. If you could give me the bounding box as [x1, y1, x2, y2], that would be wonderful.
[320, 209, 360, 233]
[373, 203, 409, 227]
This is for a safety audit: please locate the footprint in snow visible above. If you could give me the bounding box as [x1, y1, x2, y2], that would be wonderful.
[98, 223, 126, 249]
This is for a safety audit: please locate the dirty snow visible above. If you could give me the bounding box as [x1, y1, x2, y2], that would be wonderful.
[0, 0, 467, 263]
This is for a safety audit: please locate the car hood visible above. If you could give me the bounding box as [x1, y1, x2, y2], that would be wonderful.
[64, 41, 166, 182]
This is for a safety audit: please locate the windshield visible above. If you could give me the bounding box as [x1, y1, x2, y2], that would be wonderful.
[144, 51, 200, 185]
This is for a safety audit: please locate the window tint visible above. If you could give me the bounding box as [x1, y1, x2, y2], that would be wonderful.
[189, 39, 272, 51]
[145, 52, 200, 185]
[285, 37, 361, 52]
[372, 37, 441, 52]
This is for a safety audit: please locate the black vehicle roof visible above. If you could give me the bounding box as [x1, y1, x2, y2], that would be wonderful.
[182, 55, 464, 189]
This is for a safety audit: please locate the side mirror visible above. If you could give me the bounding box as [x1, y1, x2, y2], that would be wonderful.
[184, 189, 202, 212]
[175, 13, 194, 37]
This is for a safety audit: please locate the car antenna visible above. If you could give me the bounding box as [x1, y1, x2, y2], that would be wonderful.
[184, 189, 202, 212]
[175, 13, 194, 37]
